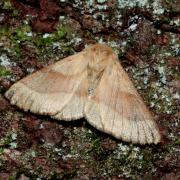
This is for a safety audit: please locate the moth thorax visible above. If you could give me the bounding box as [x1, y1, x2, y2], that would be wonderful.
[88, 54, 109, 72]
[87, 66, 104, 96]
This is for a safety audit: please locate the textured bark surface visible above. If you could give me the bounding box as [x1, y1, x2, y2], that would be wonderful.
[0, 0, 179, 179]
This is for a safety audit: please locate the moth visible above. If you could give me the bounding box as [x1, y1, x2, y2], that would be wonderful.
[5, 44, 161, 144]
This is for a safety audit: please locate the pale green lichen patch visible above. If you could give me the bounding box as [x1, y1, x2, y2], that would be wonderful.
[0, 67, 11, 78]
[34, 26, 69, 48]
[0, 132, 17, 149]
[0, 0, 12, 10]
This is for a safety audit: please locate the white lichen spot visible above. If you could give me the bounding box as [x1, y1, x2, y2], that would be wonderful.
[115, 143, 130, 159]
[128, 23, 138, 31]
[153, 94, 158, 99]
[23, 20, 29, 25]
[26, 68, 35, 74]
[121, 41, 127, 46]
[97, 0, 106, 3]
[161, 76, 167, 84]
[54, 148, 63, 156]
[25, 32, 33, 37]
[117, 0, 164, 17]
[150, 102, 155, 107]
[173, 19, 180, 26]
[152, 1, 164, 15]
[62, 153, 79, 160]
[52, 42, 61, 49]
[39, 123, 44, 129]
[43, 33, 51, 38]
[157, 30, 162, 34]
[9, 142, 17, 149]
[11, 133, 17, 140]
[71, 37, 82, 45]
[158, 66, 165, 74]
[31, 150, 36, 157]
[87, 0, 94, 6]
[96, 4, 108, 10]
[117, 0, 149, 9]
[168, 132, 175, 140]
[0, 54, 16, 67]
[173, 93, 180, 100]
[97, 38, 105, 44]
[59, 15, 65, 20]
[158, 66, 167, 84]
[143, 77, 148, 85]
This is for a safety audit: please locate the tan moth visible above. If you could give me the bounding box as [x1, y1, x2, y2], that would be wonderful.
[5, 44, 161, 144]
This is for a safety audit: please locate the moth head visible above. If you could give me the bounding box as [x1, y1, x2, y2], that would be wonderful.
[86, 44, 117, 72]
